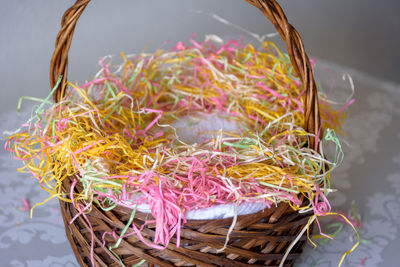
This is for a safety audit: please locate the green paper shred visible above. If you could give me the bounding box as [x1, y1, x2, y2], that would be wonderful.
[132, 259, 146, 267]
[109, 206, 138, 267]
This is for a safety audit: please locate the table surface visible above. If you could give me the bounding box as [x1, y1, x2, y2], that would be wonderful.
[0, 61, 399, 267]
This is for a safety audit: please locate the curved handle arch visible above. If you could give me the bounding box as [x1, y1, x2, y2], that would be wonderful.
[49, 0, 321, 149]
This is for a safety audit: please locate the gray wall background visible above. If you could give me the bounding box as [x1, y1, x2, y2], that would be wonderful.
[1, 0, 399, 113]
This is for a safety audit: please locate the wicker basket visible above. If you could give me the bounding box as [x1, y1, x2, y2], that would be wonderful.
[50, 0, 321, 266]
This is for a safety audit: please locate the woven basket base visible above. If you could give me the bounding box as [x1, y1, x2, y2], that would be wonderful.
[60, 177, 312, 267]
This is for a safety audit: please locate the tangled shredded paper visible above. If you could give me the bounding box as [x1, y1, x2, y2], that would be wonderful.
[5, 37, 357, 266]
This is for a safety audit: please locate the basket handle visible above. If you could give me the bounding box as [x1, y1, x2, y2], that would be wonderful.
[50, 0, 321, 149]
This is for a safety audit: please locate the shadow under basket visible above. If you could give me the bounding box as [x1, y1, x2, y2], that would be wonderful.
[60, 176, 312, 267]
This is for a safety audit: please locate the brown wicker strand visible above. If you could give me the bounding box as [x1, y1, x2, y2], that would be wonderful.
[49, 0, 90, 103]
[245, 0, 322, 149]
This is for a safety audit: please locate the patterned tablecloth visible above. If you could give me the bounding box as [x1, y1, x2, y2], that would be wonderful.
[1, 61, 399, 267]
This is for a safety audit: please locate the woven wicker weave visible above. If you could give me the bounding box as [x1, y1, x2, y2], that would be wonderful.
[50, 0, 322, 266]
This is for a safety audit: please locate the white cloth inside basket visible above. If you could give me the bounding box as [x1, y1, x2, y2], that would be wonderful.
[135, 199, 268, 220]
[134, 112, 268, 220]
